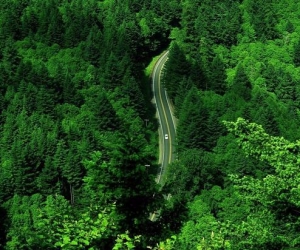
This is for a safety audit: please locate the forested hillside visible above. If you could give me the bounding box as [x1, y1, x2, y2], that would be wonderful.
[1, 0, 300, 249]
[0, 0, 179, 248]
[161, 0, 300, 249]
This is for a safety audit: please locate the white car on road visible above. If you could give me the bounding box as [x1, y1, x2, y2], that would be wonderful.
[165, 134, 168, 140]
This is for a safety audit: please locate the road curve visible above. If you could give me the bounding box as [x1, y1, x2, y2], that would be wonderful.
[152, 51, 176, 184]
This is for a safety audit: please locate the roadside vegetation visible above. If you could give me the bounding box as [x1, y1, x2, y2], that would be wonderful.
[1, 0, 300, 249]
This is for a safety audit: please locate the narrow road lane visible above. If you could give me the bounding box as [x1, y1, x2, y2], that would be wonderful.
[152, 51, 176, 184]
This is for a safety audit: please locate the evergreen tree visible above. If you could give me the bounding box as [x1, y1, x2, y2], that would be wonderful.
[81, 85, 120, 131]
[275, 71, 296, 104]
[194, 0, 241, 47]
[0, 2, 23, 40]
[206, 111, 226, 149]
[36, 1, 52, 40]
[189, 55, 208, 91]
[180, 0, 202, 57]
[257, 106, 280, 136]
[2, 38, 21, 83]
[209, 55, 227, 94]
[230, 64, 252, 101]
[36, 86, 56, 116]
[61, 74, 76, 105]
[162, 42, 190, 100]
[36, 156, 60, 195]
[46, 6, 64, 45]
[174, 77, 193, 117]
[164, 149, 216, 205]
[15, 60, 33, 85]
[263, 63, 279, 92]
[122, 69, 146, 118]
[293, 40, 300, 67]
[286, 20, 295, 33]
[249, 0, 279, 41]
[21, 8, 38, 38]
[83, 25, 103, 66]
[61, 144, 84, 201]
[177, 87, 210, 152]
[101, 52, 126, 90]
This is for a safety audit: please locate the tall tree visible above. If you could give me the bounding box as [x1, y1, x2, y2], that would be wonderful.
[177, 87, 210, 152]
[83, 25, 103, 66]
[230, 64, 252, 101]
[174, 77, 193, 117]
[162, 42, 190, 100]
[46, 6, 64, 45]
[189, 55, 208, 91]
[122, 69, 146, 118]
[248, 0, 279, 41]
[80, 85, 120, 131]
[209, 55, 227, 94]
[294, 40, 300, 67]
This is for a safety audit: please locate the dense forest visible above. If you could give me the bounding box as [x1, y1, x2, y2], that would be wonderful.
[1, 0, 300, 249]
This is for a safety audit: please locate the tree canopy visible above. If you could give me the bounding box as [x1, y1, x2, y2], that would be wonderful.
[1, 0, 300, 249]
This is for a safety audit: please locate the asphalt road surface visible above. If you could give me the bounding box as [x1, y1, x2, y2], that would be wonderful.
[152, 51, 176, 184]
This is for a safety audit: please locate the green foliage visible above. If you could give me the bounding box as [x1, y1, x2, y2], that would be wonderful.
[176, 87, 211, 151]
[144, 54, 161, 77]
[230, 64, 252, 101]
[155, 236, 177, 250]
[209, 55, 227, 94]
[0, 0, 169, 247]
[293, 40, 300, 67]
[247, 0, 280, 41]
[4, 194, 118, 249]
[175, 196, 228, 250]
[113, 231, 141, 250]
[162, 42, 190, 100]
[223, 118, 300, 248]
[164, 149, 217, 204]
[195, 0, 241, 47]
[3, 0, 300, 249]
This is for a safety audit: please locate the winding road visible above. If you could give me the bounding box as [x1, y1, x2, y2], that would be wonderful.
[152, 51, 176, 184]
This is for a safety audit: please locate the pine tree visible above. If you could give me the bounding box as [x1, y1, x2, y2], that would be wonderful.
[275, 72, 296, 104]
[294, 40, 300, 67]
[83, 25, 103, 66]
[2, 38, 21, 83]
[209, 55, 227, 94]
[194, 0, 241, 47]
[122, 69, 146, 118]
[15, 60, 33, 84]
[249, 0, 279, 41]
[21, 8, 38, 38]
[230, 64, 252, 101]
[46, 6, 64, 45]
[286, 20, 294, 33]
[36, 156, 60, 195]
[81, 85, 120, 131]
[263, 64, 279, 92]
[36, 1, 52, 40]
[174, 77, 193, 117]
[10, 110, 38, 195]
[206, 112, 226, 149]
[101, 52, 125, 90]
[0, 2, 23, 40]
[189, 55, 208, 91]
[163, 42, 190, 101]
[177, 87, 210, 152]
[180, 0, 202, 57]
[36, 86, 56, 116]
[61, 74, 76, 104]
